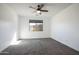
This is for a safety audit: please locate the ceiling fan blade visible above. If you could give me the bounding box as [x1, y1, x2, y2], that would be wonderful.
[29, 6, 36, 9]
[40, 10, 48, 12]
[40, 4, 44, 9]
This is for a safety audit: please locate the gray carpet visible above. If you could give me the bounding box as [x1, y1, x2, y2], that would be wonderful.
[0, 38, 79, 55]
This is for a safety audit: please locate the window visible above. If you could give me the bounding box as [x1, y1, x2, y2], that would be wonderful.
[29, 20, 43, 32]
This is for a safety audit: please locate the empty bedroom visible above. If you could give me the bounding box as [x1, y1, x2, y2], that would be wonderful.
[0, 3, 79, 55]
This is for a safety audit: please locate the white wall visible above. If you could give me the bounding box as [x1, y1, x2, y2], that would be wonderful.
[0, 4, 17, 52]
[18, 16, 51, 39]
[51, 4, 79, 51]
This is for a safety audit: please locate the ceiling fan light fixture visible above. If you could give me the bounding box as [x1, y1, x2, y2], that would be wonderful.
[37, 10, 41, 14]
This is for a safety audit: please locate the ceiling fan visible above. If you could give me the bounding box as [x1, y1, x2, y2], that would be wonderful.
[29, 4, 48, 15]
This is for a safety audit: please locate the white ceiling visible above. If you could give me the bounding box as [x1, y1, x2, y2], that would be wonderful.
[5, 3, 72, 18]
